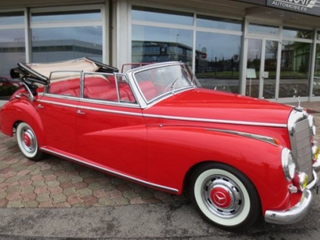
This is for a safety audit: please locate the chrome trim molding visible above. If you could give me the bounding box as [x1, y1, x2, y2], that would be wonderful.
[77, 105, 143, 117]
[287, 109, 306, 136]
[37, 99, 78, 109]
[40, 147, 178, 193]
[207, 128, 278, 145]
[265, 190, 312, 224]
[144, 114, 287, 128]
[307, 170, 319, 190]
[79, 98, 140, 109]
[38, 99, 143, 117]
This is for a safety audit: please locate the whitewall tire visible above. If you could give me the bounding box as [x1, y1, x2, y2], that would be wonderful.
[190, 163, 261, 231]
[16, 122, 43, 161]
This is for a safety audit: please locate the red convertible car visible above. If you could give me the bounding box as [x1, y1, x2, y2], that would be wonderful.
[0, 58, 319, 231]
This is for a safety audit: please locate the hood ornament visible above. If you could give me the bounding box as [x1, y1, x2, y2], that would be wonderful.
[296, 96, 304, 111]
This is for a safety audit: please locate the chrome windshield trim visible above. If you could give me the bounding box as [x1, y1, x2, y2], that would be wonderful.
[143, 114, 287, 128]
[40, 147, 178, 194]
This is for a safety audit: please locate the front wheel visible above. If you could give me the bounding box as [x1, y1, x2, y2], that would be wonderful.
[16, 122, 43, 161]
[189, 163, 261, 231]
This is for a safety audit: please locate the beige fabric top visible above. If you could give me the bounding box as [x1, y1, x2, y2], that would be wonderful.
[27, 58, 99, 80]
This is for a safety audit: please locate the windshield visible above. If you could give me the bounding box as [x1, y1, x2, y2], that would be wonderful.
[134, 64, 195, 102]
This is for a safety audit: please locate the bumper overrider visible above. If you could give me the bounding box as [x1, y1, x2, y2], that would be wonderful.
[265, 156, 320, 225]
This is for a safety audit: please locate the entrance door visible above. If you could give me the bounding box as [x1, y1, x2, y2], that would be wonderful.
[246, 38, 280, 99]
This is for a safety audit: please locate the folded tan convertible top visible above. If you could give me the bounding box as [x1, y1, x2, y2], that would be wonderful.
[26, 58, 99, 80]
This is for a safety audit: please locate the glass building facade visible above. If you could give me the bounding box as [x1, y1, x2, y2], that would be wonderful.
[1, 0, 320, 103]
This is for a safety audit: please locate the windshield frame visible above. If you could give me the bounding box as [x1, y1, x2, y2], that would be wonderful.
[127, 61, 197, 107]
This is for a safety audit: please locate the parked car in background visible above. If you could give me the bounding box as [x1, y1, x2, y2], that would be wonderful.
[0, 76, 22, 98]
[0, 76, 21, 87]
[0, 58, 319, 231]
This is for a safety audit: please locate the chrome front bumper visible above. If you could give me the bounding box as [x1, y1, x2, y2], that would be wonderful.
[265, 190, 313, 225]
[265, 167, 319, 225]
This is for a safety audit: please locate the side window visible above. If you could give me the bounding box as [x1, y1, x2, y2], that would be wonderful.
[47, 71, 81, 97]
[83, 73, 136, 103]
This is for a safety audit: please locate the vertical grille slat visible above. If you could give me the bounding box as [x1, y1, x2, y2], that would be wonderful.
[289, 117, 313, 182]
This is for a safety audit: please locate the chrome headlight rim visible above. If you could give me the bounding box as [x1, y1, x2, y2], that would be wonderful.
[282, 148, 296, 181]
[308, 115, 316, 136]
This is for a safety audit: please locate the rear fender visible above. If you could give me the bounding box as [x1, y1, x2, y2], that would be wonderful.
[0, 98, 45, 146]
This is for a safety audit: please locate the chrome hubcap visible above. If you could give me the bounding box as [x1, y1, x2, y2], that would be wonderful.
[202, 175, 244, 219]
[20, 127, 36, 153]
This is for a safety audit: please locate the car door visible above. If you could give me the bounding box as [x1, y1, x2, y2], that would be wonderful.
[36, 75, 81, 155]
[76, 73, 147, 179]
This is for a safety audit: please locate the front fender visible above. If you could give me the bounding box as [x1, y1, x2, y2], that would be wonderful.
[146, 125, 289, 213]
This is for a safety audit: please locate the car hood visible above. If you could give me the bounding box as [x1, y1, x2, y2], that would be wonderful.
[143, 88, 293, 126]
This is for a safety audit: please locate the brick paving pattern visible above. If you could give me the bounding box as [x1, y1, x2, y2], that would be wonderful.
[0, 133, 185, 208]
[0, 101, 319, 208]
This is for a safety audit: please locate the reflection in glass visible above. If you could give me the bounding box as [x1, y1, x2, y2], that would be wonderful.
[197, 15, 241, 31]
[283, 27, 313, 39]
[0, 12, 25, 98]
[0, 12, 24, 25]
[263, 40, 278, 99]
[31, 26, 102, 62]
[246, 39, 261, 98]
[132, 6, 193, 25]
[31, 10, 101, 22]
[280, 41, 311, 98]
[318, 32, 320, 40]
[0, 29, 25, 82]
[132, 25, 193, 65]
[196, 32, 241, 94]
[313, 44, 320, 97]
[248, 23, 279, 35]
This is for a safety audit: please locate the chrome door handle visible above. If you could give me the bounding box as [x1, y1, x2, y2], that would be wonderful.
[77, 109, 86, 115]
[37, 104, 44, 109]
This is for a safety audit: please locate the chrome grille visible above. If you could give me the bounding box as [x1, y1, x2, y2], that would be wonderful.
[289, 116, 313, 182]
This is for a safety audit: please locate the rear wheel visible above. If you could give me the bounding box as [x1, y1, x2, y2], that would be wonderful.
[189, 163, 261, 231]
[16, 122, 43, 161]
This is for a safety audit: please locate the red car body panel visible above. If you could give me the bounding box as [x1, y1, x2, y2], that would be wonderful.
[0, 88, 294, 214]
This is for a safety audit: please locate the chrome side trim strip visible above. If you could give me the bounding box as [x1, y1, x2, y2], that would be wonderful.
[37, 100, 287, 127]
[207, 128, 278, 145]
[78, 105, 143, 117]
[40, 147, 179, 193]
[143, 114, 287, 128]
[37, 99, 143, 117]
[38, 99, 78, 109]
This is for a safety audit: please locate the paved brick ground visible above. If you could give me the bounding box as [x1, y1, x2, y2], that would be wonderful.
[0, 101, 319, 209]
[0, 134, 185, 208]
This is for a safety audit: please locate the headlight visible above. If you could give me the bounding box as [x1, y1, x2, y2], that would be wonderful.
[282, 148, 296, 180]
